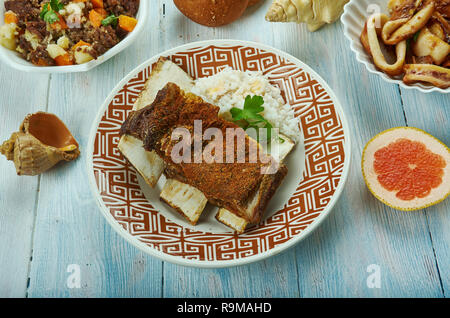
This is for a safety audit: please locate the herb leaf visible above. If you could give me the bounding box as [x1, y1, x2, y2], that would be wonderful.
[43, 10, 60, 24]
[102, 14, 119, 27]
[50, 0, 64, 12]
[40, 3, 49, 20]
[40, 0, 63, 24]
[231, 95, 274, 142]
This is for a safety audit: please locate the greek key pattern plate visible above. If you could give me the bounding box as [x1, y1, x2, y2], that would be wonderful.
[90, 42, 349, 266]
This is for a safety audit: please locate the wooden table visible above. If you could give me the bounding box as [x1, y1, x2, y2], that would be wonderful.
[0, 1, 448, 298]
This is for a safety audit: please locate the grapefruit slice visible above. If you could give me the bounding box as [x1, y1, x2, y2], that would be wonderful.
[362, 127, 449, 211]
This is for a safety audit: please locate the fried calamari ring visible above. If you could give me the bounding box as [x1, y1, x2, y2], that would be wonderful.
[364, 13, 407, 76]
[382, 1, 435, 45]
[360, 14, 385, 55]
[403, 64, 450, 88]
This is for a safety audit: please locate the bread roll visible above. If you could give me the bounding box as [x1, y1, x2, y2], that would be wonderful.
[174, 0, 250, 27]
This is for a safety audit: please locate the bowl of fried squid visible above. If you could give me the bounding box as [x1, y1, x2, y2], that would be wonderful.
[342, 0, 449, 93]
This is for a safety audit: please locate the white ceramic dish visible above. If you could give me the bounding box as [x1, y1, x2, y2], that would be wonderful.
[341, 0, 449, 94]
[87, 40, 352, 268]
[0, 0, 148, 73]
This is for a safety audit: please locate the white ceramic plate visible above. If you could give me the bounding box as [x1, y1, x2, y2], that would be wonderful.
[0, 0, 148, 73]
[341, 0, 449, 94]
[87, 40, 351, 268]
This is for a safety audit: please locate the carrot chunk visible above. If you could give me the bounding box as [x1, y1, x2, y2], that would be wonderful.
[4, 11, 18, 24]
[118, 15, 138, 32]
[92, 0, 104, 8]
[72, 40, 91, 51]
[89, 9, 106, 28]
[55, 53, 74, 66]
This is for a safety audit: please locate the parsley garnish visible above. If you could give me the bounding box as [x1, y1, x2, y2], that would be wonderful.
[40, 0, 64, 24]
[102, 14, 119, 27]
[231, 95, 274, 142]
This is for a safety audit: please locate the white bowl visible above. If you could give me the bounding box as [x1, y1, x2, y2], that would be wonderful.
[0, 0, 148, 73]
[341, 0, 449, 94]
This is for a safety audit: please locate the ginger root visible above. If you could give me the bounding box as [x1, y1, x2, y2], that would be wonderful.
[265, 0, 350, 31]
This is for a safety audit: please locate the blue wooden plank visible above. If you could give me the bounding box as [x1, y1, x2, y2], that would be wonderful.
[399, 89, 450, 297]
[0, 64, 49, 297]
[163, 250, 300, 298]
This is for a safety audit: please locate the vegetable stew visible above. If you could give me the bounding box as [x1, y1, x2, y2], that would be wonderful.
[0, 0, 140, 66]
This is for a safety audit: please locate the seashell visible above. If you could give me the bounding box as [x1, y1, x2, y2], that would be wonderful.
[0, 112, 80, 176]
[265, 0, 350, 32]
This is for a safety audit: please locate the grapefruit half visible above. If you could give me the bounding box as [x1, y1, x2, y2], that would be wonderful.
[362, 127, 449, 211]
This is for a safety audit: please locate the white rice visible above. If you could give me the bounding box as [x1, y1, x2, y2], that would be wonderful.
[191, 67, 300, 142]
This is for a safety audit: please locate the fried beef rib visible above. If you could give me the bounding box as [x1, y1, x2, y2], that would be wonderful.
[120, 82, 288, 224]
